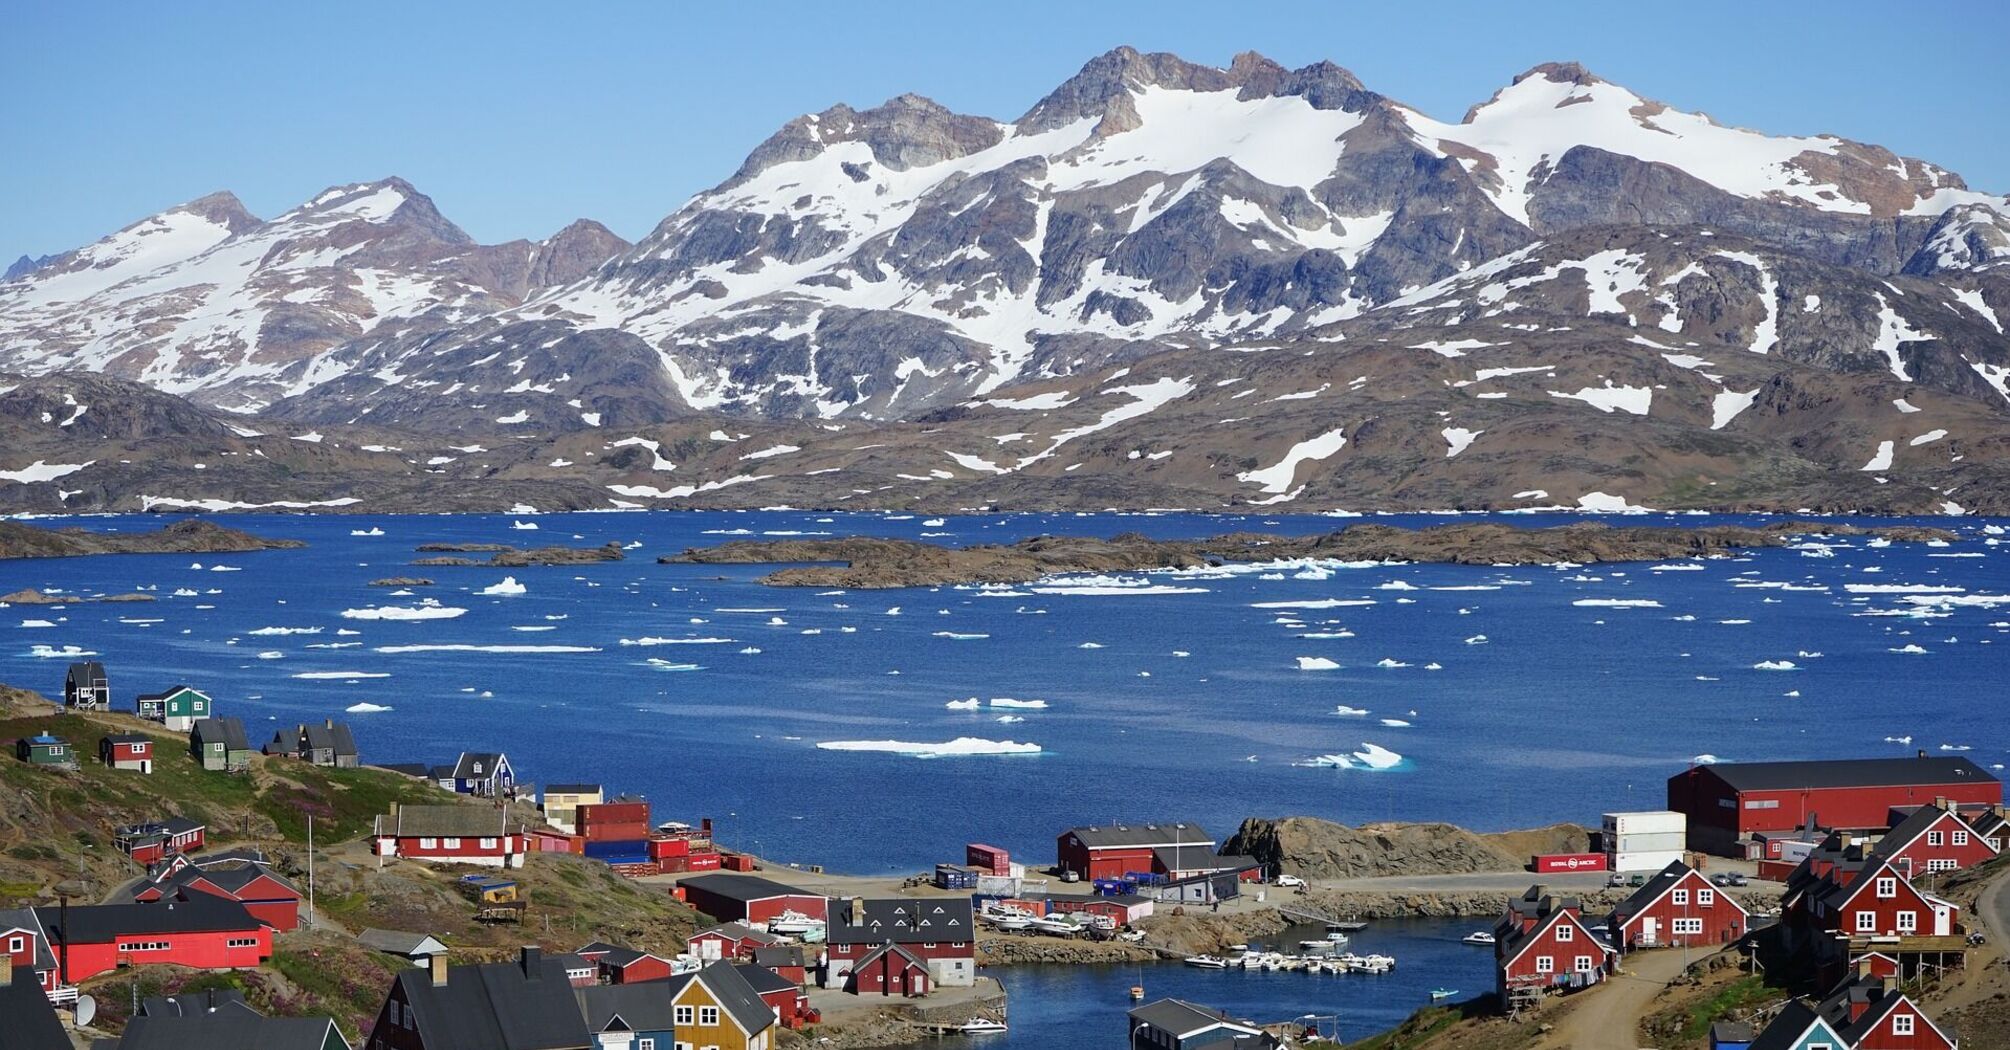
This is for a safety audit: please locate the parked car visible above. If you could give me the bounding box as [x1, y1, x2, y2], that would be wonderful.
[1606, 873, 1627, 888]
[1275, 874, 1307, 888]
[1711, 872, 1749, 887]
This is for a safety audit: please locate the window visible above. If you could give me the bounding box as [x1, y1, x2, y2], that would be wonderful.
[951, 941, 966, 948]
[480, 838, 497, 849]
[1742, 799, 1780, 810]
[1896, 911, 1917, 933]
[1673, 918, 1703, 935]
[674, 1005, 694, 1026]
[1928, 858, 1957, 872]
[640, 1041, 655, 1050]
[1672, 889, 1688, 906]
[7, 935, 21, 952]
[1697, 888, 1715, 907]
[1574, 955, 1594, 973]
[1928, 831, 1944, 847]
[923, 941, 937, 949]
[1953, 830, 1969, 846]
[1534, 956, 1554, 974]
[419, 837, 437, 849]
[226, 937, 258, 948]
[1875, 877, 1897, 899]
[1555, 924, 1573, 942]
[388, 1002, 401, 1027]
[443, 837, 461, 850]
[699, 1006, 719, 1026]
[1856, 912, 1878, 933]
[1892, 1014, 1915, 1036]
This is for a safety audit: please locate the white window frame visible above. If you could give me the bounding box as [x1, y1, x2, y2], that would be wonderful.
[1896, 910, 1917, 933]
[480, 838, 498, 849]
[1928, 831, 1944, 847]
[1875, 877, 1897, 899]
[1673, 918, 1703, 935]
[1953, 830, 1969, 846]
[699, 1005, 719, 1026]
[7, 935, 22, 953]
[1856, 911, 1879, 933]
[674, 1005, 694, 1026]
[442, 837, 461, 850]
[1672, 889, 1688, 906]
[1697, 888, 1715, 907]
[639, 1040, 655, 1050]
[1893, 1014, 1914, 1036]
[1555, 923, 1573, 942]
[1534, 955, 1554, 974]
[419, 837, 437, 849]
[1574, 955, 1594, 973]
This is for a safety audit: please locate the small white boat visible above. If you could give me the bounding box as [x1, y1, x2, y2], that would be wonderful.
[958, 1019, 1008, 1034]
[1185, 955, 1229, 969]
[768, 910, 825, 935]
[1461, 931, 1496, 946]
[1430, 988, 1459, 1001]
[1031, 916, 1082, 936]
[989, 915, 1034, 931]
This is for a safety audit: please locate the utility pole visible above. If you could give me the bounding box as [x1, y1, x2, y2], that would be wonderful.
[307, 814, 316, 930]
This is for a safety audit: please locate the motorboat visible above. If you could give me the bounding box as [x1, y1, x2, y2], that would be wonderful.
[1430, 988, 1459, 1001]
[958, 1019, 1009, 1034]
[1031, 916, 1082, 936]
[767, 910, 824, 936]
[988, 914, 1034, 931]
[1461, 931, 1496, 946]
[1184, 955, 1229, 969]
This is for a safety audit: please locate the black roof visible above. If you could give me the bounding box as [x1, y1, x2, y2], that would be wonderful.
[733, 961, 796, 995]
[1871, 803, 1968, 862]
[1064, 822, 1213, 848]
[394, 950, 590, 1050]
[1747, 1002, 1832, 1050]
[1688, 756, 1999, 792]
[573, 982, 678, 1033]
[676, 873, 815, 903]
[751, 944, 808, 969]
[1609, 861, 1695, 919]
[191, 717, 249, 751]
[452, 752, 508, 779]
[303, 721, 357, 756]
[101, 733, 152, 745]
[827, 897, 974, 946]
[136, 684, 203, 703]
[0, 908, 55, 971]
[67, 661, 106, 682]
[1153, 845, 1254, 872]
[116, 1014, 342, 1050]
[1129, 998, 1257, 1038]
[0, 972, 68, 1050]
[38, 896, 260, 943]
[544, 784, 601, 795]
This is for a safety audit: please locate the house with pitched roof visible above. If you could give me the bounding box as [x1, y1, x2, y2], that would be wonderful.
[372, 804, 528, 868]
[659, 962, 776, 1050]
[65, 660, 109, 710]
[1056, 822, 1214, 881]
[134, 860, 302, 931]
[1744, 1001, 1848, 1050]
[136, 685, 210, 731]
[0, 970, 67, 1050]
[190, 717, 251, 772]
[116, 817, 207, 864]
[14, 733, 76, 769]
[732, 961, 811, 1029]
[1126, 998, 1277, 1049]
[1606, 861, 1750, 951]
[1873, 800, 1999, 878]
[112, 1001, 350, 1050]
[0, 906, 66, 1002]
[1492, 886, 1614, 1010]
[34, 896, 272, 983]
[572, 941, 674, 985]
[1813, 974, 1958, 1049]
[100, 732, 155, 772]
[688, 922, 782, 962]
[449, 752, 516, 798]
[370, 947, 591, 1050]
[822, 896, 975, 991]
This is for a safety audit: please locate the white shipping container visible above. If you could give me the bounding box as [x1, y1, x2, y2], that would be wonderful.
[1611, 831, 1689, 853]
[1609, 849, 1686, 872]
[1602, 811, 1687, 835]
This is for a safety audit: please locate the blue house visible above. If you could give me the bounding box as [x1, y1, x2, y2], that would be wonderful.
[574, 982, 677, 1050]
[1745, 1002, 1846, 1050]
[449, 752, 516, 798]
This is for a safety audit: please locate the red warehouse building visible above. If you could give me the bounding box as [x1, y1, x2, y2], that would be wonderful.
[677, 873, 828, 925]
[36, 898, 272, 983]
[1056, 822, 1212, 881]
[1492, 888, 1614, 1007]
[1668, 756, 2001, 856]
[1606, 862, 1749, 951]
[1875, 802, 2000, 878]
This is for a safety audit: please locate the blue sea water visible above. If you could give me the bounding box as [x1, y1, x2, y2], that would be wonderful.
[3, 510, 2006, 881]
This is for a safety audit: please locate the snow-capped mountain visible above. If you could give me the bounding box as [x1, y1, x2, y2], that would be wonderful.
[0, 179, 628, 411]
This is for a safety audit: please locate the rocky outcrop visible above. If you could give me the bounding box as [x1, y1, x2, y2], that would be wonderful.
[662, 521, 1956, 589]
[1222, 817, 1594, 879]
[412, 542, 625, 566]
[0, 519, 302, 560]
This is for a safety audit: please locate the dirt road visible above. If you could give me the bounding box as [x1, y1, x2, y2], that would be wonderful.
[1540, 947, 1713, 1050]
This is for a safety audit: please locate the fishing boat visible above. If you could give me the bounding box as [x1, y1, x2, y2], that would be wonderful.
[1130, 984, 1145, 1001]
[1298, 939, 1338, 955]
[1184, 954, 1229, 969]
[1461, 930, 1496, 946]
[1430, 988, 1459, 1001]
[959, 1019, 1009, 1034]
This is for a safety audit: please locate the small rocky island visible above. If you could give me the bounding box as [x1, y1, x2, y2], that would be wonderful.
[412, 541, 626, 567]
[0, 518, 304, 560]
[662, 520, 1957, 588]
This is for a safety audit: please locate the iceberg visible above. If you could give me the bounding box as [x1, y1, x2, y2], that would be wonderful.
[932, 631, 990, 640]
[346, 702, 393, 713]
[373, 644, 601, 654]
[620, 637, 737, 646]
[478, 576, 527, 596]
[1572, 598, 1663, 609]
[341, 602, 466, 621]
[292, 671, 391, 680]
[1753, 660, 1799, 671]
[28, 644, 96, 658]
[815, 737, 1043, 759]
[946, 698, 982, 711]
[989, 698, 1049, 709]
[1333, 705, 1369, 716]
[1296, 656, 1341, 671]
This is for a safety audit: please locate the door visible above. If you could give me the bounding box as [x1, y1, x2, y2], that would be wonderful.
[1641, 917, 1658, 946]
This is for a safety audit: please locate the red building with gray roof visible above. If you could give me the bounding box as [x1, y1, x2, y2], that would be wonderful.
[1667, 755, 2001, 856]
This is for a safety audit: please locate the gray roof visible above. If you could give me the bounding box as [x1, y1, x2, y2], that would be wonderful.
[38, 897, 259, 943]
[677, 873, 816, 904]
[0, 973, 68, 1050]
[1871, 804, 1971, 862]
[573, 982, 679, 1033]
[191, 716, 249, 751]
[1065, 822, 1213, 848]
[1129, 999, 1258, 1039]
[393, 951, 590, 1050]
[827, 897, 973, 946]
[116, 1013, 344, 1050]
[1152, 845, 1255, 873]
[695, 921, 779, 945]
[452, 752, 509, 780]
[1691, 756, 1998, 793]
[358, 928, 448, 956]
[688, 961, 776, 1038]
[375, 804, 526, 839]
[136, 685, 203, 703]
[733, 961, 797, 995]
[1748, 1003, 1831, 1050]
[303, 721, 357, 756]
[0, 908, 55, 971]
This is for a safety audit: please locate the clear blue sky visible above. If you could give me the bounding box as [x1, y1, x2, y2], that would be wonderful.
[6, 1, 2007, 261]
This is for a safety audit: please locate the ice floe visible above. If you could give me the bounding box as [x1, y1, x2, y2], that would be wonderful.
[346, 702, 393, 713]
[1296, 656, 1341, 671]
[293, 671, 391, 680]
[373, 644, 601, 654]
[814, 738, 1042, 759]
[341, 601, 466, 621]
[478, 576, 527, 596]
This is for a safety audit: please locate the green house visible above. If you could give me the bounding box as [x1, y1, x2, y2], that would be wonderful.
[15, 733, 77, 769]
[137, 684, 213, 732]
[189, 716, 252, 772]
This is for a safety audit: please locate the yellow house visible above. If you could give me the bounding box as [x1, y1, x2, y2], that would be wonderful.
[669, 961, 776, 1050]
[540, 783, 604, 834]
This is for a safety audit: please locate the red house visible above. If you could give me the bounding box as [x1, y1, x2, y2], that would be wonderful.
[1492, 888, 1614, 1009]
[372, 804, 528, 868]
[0, 907, 66, 1001]
[1606, 862, 1749, 951]
[114, 818, 205, 865]
[1668, 756, 2001, 855]
[135, 862, 302, 931]
[1057, 822, 1213, 881]
[1874, 801, 1999, 878]
[36, 898, 272, 983]
[1816, 975, 1958, 1050]
[688, 922, 781, 962]
[99, 734, 154, 773]
[572, 942, 674, 984]
[751, 944, 811, 987]
[676, 874, 827, 925]
[822, 897, 975, 991]
[1808, 858, 1959, 942]
[847, 942, 932, 997]
[735, 962, 815, 1028]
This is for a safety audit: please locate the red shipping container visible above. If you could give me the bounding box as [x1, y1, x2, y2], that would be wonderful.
[965, 843, 1010, 876]
[657, 855, 691, 874]
[650, 837, 692, 860]
[684, 851, 722, 871]
[721, 853, 755, 872]
[1531, 853, 1608, 873]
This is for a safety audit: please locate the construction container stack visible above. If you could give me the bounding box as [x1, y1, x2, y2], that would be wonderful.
[644, 818, 724, 875]
[579, 797, 652, 867]
[1603, 810, 1688, 872]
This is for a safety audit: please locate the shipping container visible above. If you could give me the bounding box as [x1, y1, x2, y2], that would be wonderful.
[582, 821, 652, 843]
[1531, 853, 1608, 873]
[585, 838, 651, 861]
[1609, 849, 1686, 872]
[966, 843, 1011, 875]
[975, 875, 1020, 897]
[1601, 811, 1686, 835]
[684, 851, 722, 871]
[650, 836, 692, 860]
[578, 800, 652, 840]
[935, 864, 981, 890]
[721, 853, 756, 872]
[1610, 831, 1688, 853]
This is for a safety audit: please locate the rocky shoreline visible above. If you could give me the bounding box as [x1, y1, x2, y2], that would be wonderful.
[0, 518, 303, 560]
[411, 541, 625, 566]
[661, 520, 1955, 589]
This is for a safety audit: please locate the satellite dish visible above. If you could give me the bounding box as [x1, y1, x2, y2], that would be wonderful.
[74, 994, 97, 1027]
